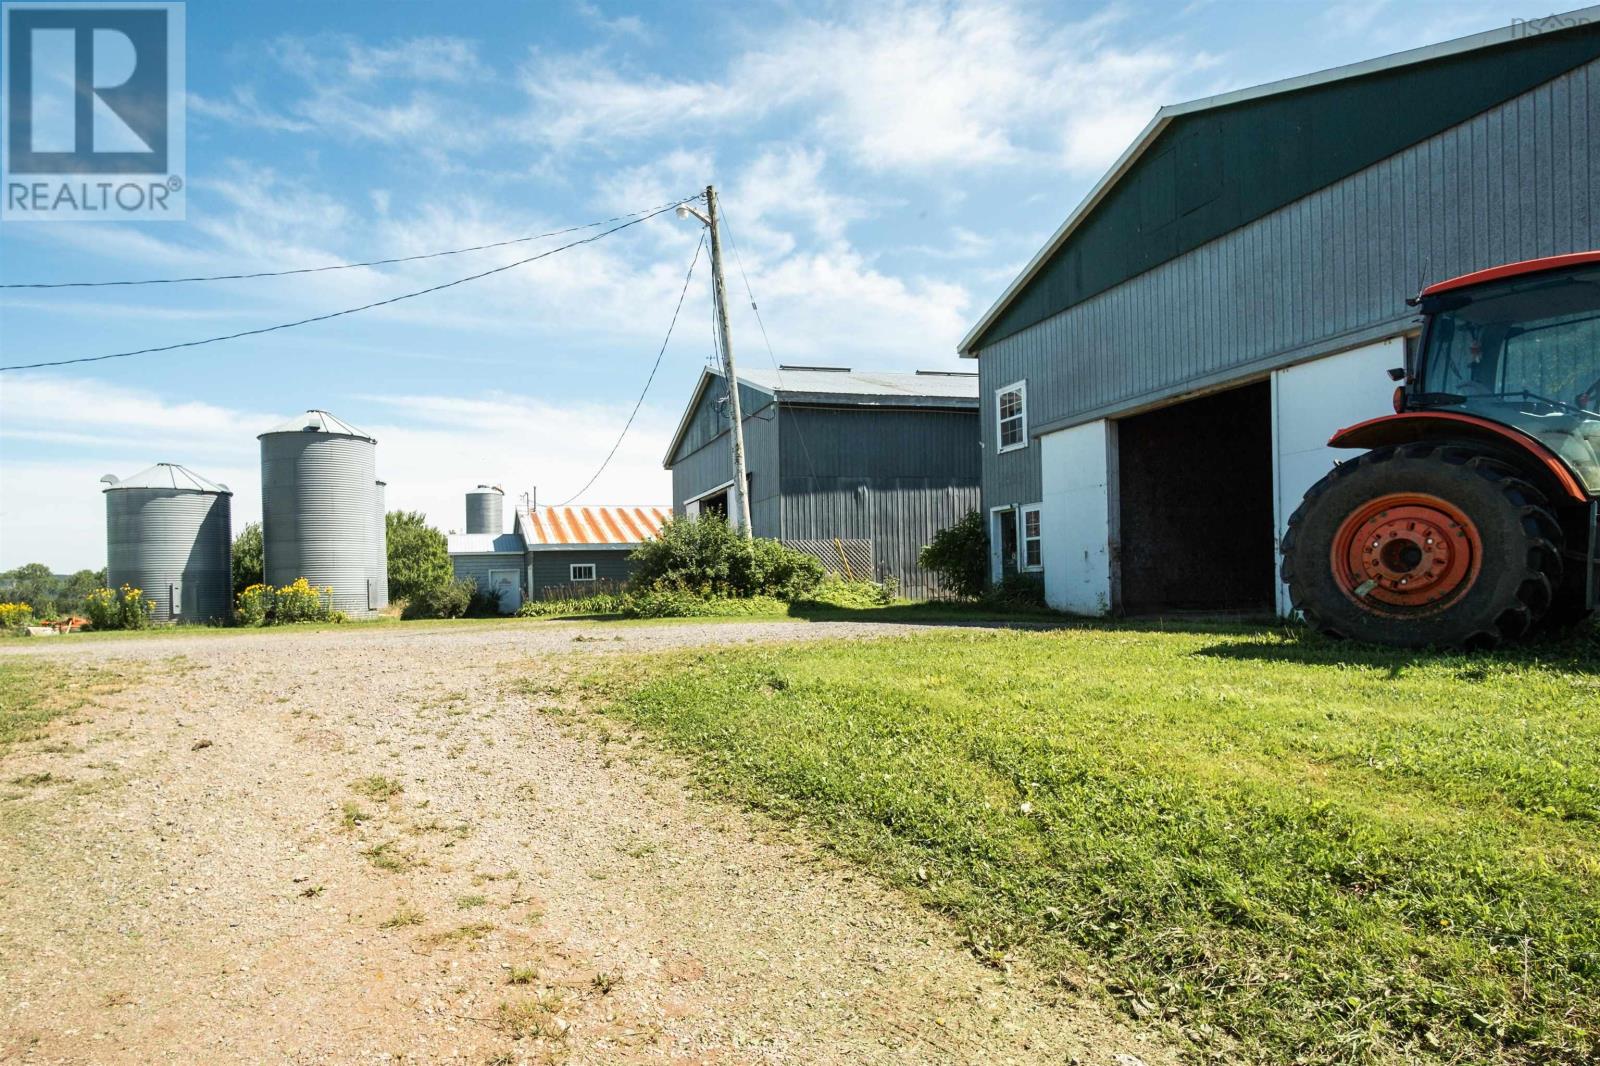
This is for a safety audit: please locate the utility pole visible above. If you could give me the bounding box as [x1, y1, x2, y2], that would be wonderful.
[703, 185, 753, 537]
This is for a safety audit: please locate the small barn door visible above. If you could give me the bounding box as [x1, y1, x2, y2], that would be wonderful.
[487, 568, 522, 614]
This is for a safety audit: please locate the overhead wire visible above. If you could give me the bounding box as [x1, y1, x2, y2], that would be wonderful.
[0, 201, 686, 373]
[716, 203, 819, 481]
[0, 196, 701, 289]
[554, 230, 705, 507]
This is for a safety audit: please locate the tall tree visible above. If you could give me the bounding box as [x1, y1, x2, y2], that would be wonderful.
[56, 569, 104, 616]
[232, 523, 264, 596]
[0, 563, 59, 615]
[385, 511, 451, 603]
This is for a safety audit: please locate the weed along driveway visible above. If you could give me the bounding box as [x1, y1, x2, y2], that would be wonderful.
[0, 619, 1175, 1066]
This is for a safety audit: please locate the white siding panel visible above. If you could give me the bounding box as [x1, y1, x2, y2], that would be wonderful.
[1270, 336, 1407, 615]
[1040, 420, 1114, 615]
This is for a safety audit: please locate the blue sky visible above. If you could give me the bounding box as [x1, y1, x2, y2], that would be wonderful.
[0, 0, 1526, 570]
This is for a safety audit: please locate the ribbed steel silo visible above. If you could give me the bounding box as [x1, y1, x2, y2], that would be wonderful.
[370, 479, 389, 611]
[465, 484, 504, 534]
[102, 463, 233, 623]
[259, 410, 379, 617]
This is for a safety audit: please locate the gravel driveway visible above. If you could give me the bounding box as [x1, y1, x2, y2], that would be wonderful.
[0, 620, 1175, 1065]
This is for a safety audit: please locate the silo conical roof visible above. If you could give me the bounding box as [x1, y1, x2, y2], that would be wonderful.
[103, 462, 232, 494]
[257, 409, 375, 442]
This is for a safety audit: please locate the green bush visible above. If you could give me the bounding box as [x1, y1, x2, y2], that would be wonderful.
[791, 576, 895, 610]
[84, 585, 154, 630]
[236, 584, 272, 626]
[919, 510, 988, 599]
[465, 583, 505, 617]
[0, 602, 35, 631]
[234, 579, 341, 626]
[275, 578, 334, 622]
[402, 577, 475, 620]
[516, 591, 630, 618]
[742, 535, 826, 599]
[628, 514, 823, 599]
[985, 572, 1047, 610]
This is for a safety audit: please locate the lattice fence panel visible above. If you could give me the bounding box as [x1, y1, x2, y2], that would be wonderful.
[783, 539, 875, 582]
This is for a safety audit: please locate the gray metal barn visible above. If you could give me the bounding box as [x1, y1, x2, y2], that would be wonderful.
[663, 366, 981, 597]
[960, 16, 1600, 616]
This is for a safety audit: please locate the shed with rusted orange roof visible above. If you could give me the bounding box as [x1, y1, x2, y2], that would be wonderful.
[448, 503, 669, 610]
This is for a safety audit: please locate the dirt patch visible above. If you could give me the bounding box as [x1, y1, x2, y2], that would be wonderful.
[0, 621, 1179, 1064]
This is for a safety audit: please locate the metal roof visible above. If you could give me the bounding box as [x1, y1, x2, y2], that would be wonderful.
[257, 409, 376, 442]
[662, 366, 978, 467]
[957, 4, 1600, 355]
[446, 532, 526, 555]
[1421, 249, 1600, 295]
[736, 366, 979, 401]
[102, 462, 232, 494]
[521, 505, 670, 547]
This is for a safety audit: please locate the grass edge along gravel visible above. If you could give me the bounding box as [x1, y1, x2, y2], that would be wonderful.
[0, 657, 131, 751]
[571, 622, 1600, 1065]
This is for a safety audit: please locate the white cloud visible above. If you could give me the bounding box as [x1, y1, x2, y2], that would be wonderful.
[730, 147, 870, 246]
[730, 247, 972, 369]
[188, 88, 314, 133]
[192, 35, 494, 159]
[575, 1, 651, 42]
[516, 2, 1213, 177]
[274, 35, 486, 85]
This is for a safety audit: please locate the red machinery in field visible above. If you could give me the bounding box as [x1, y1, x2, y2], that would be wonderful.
[1282, 252, 1600, 648]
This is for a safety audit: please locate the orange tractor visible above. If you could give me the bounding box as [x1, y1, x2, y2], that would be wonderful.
[1282, 251, 1600, 648]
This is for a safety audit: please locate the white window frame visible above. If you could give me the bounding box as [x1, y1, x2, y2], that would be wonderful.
[569, 563, 597, 583]
[996, 380, 1028, 453]
[1019, 503, 1043, 572]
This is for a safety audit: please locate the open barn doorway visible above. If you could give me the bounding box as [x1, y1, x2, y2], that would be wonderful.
[1115, 381, 1276, 614]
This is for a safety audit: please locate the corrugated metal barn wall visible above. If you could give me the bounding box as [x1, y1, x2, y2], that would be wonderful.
[779, 406, 981, 597]
[451, 553, 521, 596]
[528, 550, 637, 596]
[978, 56, 1600, 511]
[669, 395, 781, 533]
[670, 380, 774, 465]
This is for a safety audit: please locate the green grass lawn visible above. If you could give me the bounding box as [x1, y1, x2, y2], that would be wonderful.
[579, 622, 1600, 1065]
[0, 658, 131, 750]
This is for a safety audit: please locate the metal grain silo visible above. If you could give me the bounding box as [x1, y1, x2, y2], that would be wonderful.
[259, 410, 379, 617]
[102, 463, 233, 623]
[370, 479, 389, 611]
[465, 484, 504, 534]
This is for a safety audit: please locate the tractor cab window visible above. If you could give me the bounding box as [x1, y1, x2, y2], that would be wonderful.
[1418, 264, 1600, 491]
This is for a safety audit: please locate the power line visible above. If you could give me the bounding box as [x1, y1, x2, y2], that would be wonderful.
[0, 196, 701, 289]
[716, 203, 819, 481]
[0, 203, 682, 373]
[555, 231, 705, 507]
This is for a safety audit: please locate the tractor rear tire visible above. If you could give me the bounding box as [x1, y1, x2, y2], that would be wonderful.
[1540, 567, 1595, 633]
[1281, 443, 1563, 649]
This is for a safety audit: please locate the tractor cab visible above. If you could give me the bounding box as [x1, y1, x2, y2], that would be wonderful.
[1412, 259, 1600, 492]
[1281, 252, 1600, 649]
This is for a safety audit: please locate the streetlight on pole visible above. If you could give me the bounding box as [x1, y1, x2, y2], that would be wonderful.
[677, 186, 753, 538]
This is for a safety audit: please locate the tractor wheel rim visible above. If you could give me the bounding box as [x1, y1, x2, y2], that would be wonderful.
[1330, 493, 1483, 615]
